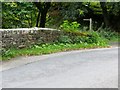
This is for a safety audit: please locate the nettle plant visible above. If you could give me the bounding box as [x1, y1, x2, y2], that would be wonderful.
[60, 20, 80, 32]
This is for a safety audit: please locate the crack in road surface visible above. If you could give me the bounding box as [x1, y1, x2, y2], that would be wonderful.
[1, 47, 118, 88]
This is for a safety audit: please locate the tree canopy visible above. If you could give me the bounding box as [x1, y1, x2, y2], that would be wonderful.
[2, 2, 120, 31]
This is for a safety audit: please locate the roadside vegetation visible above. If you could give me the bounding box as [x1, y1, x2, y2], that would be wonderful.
[2, 21, 111, 61]
[2, 43, 108, 61]
[1, 2, 119, 61]
[1, 19, 119, 61]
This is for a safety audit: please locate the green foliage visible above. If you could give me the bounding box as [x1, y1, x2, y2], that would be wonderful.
[2, 2, 117, 61]
[2, 29, 109, 61]
[72, 31, 107, 45]
[58, 35, 72, 44]
[56, 29, 107, 46]
[107, 2, 120, 16]
[88, 31, 101, 44]
[2, 2, 120, 30]
[88, 31, 108, 45]
[97, 27, 119, 41]
[60, 2, 85, 21]
[2, 2, 37, 28]
[2, 49, 15, 60]
[59, 20, 107, 45]
[60, 20, 80, 32]
[72, 36, 84, 44]
[2, 42, 108, 61]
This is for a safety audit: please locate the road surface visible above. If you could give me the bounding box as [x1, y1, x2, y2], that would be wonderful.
[1, 47, 118, 88]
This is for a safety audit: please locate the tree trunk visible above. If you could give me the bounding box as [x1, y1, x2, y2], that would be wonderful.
[39, 10, 47, 28]
[39, 2, 51, 28]
[36, 10, 41, 27]
[100, 2, 110, 27]
[34, 2, 51, 28]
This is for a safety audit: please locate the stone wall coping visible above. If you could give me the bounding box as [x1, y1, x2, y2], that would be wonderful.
[0, 27, 61, 31]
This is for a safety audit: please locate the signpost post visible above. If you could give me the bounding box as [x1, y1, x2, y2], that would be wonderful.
[83, 18, 92, 31]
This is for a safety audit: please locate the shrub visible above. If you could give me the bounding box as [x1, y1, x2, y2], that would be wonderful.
[58, 35, 72, 44]
[73, 36, 87, 44]
[72, 31, 107, 45]
[97, 27, 119, 41]
[88, 31, 101, 44]
[60, 20, 80, 32]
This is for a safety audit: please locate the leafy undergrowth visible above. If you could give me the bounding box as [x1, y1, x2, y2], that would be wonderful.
[97, 27, 120, 42]
[2, 43, 109, 61]
[1, 25, 112, 61]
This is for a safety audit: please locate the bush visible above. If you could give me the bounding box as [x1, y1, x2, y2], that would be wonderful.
[60, 20, 80, 32]
[58, 35, 72, 44]
[97, 27, 119, 41]
[56, 30, 107, 45]
[72, 31, 107, 45]
[88, 31, 101, 44]
[72, 36, 84, 44]
[72, 36, 88, 44]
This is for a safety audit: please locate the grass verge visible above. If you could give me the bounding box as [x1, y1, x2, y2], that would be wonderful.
[1, 43, 109, 61]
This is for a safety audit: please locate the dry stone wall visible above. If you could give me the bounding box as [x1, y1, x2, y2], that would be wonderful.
[1, 28, 61, 49]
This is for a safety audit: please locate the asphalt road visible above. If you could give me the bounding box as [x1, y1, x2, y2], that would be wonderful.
[1, 47, 118, 88]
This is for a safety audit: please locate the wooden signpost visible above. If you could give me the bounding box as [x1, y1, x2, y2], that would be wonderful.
[83, 18, 92, 31]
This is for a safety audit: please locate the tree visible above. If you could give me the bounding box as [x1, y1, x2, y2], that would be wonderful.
[2, 2, 120, 31]
[99, 2, 120, 30]
[34, 2, 51, 28]
[100, 2, 110, 27]
[2, 2, 37, 28]
[107, 2, 120, 31]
